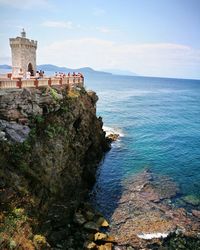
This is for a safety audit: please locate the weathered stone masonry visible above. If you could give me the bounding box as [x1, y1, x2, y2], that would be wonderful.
[9, 29, 37, 77]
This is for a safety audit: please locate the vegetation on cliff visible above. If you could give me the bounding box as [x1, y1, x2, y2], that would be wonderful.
[0, 86, 109, 249]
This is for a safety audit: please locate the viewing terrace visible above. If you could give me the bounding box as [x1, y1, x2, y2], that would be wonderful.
[0, 75, 84, 90]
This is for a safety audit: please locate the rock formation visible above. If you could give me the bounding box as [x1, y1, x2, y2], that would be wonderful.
[0, 86, 110, 249]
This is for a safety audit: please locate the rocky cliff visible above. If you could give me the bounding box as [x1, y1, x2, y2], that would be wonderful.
[0, 86, 110, 249]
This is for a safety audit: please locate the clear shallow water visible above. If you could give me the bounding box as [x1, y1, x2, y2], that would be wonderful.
[86, 75, 200, 217]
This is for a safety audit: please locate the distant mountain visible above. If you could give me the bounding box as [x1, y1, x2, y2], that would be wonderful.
[103, 69, 138, 76]
[0, 64, 12, 69]
[37, 64, 112, 77]
[37, 64, 69, 72]
[0, 64, 138, 77]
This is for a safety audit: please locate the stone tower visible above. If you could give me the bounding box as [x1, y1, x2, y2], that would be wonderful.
[9, 29, 37, 77]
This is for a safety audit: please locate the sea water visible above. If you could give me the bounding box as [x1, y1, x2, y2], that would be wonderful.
[86, 74, 200, 217]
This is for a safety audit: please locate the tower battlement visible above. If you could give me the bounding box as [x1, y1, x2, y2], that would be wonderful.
[9, 37, 37, 48]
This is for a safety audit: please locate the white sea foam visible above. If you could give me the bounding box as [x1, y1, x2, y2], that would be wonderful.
[103, 125, 124, 138]
[137, 232, 169, 239]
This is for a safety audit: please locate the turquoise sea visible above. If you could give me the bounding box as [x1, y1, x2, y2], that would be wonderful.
[86, 75, 200, 218]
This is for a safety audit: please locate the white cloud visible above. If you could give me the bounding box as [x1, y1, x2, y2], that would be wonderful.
[42, 21, 73, 29]
[0, 0, 50, 9]
[38, 38, 200, 79]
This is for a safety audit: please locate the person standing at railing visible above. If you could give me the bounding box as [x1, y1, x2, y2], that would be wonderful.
[36, 71, 40, 79]
[19, 68, 24, 79]
[26, 71, 31, 79]
[39, 70, 44, 78]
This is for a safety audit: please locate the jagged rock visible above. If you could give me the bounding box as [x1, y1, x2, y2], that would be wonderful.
[84, 222, 99, 232]
[33, 234, 50, 249]
[102, 236, 116, 244]
[97, 217, 109, 228]
[0, 119, 8, 129]
[49, 230, 68, 243]
[6, 124, 30, 143]
[104, 243, 113, 250]
[107, 133, 119, 142]
[74, 212, 87, 225]
[0, 131, 6, 141]
[84, 241, 97, 249]
[94, 232, 107, 241]
[87, 91, 98, 108]
[86, 233, 94, 241]
[55, 244, 63, 249]
[85, 211, 95, 221]
[97, 243, 113, 250]
[126, 247, 134, 250]
[0, 87, 64, 122]
[0, 119, 30, 142]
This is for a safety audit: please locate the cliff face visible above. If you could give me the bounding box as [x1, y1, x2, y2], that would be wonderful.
[0, 86, 109, 249]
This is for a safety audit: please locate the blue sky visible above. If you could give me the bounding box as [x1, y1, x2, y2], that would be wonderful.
[0, 0, 200, 79]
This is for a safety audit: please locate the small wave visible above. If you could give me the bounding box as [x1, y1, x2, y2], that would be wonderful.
[137, 232, 169, 239]
[103, 125, 124, 137]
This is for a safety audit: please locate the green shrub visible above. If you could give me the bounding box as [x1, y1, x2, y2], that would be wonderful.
[49, 87, 59, 101]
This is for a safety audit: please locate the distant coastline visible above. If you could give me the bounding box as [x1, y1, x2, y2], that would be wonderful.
[0, 64, 113, 77]
[0, 64, 138, 78]
[1, 64, 200, 81]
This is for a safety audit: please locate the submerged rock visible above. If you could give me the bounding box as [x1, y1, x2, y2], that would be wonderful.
[182, 195, 200, 206]
[192, 209, 200, 218]
[110, 170, 200, 248]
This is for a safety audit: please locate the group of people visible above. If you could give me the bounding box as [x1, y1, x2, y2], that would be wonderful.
[54, 72, 84, 78]
[16, 68, 45, 79]
[54, 72, 66, 78]
[16, 68, 83, 80]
